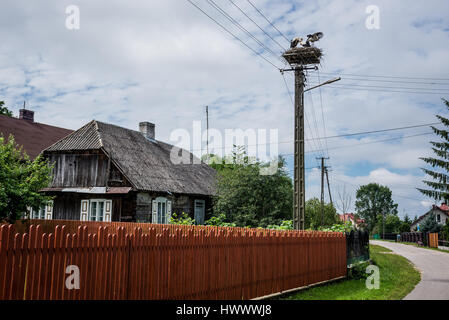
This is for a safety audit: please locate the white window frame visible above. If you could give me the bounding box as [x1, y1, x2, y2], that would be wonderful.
[152, 197, 172, 224]
[29, 201, 54, 220]
[80, 199, 112, 222]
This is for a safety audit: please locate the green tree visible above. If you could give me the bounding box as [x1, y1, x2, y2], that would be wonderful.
[374, 214, 401, 234]
[0, 101, 13, 117]
[419, 99, 449, 201]
[0, 135, 53, 223]
[211, 148, 293, 228]
[304, 198, 340, 230]
[399, 214, 412, 233]
[355, 183, 398, 233]
[420, 212, 442, 233]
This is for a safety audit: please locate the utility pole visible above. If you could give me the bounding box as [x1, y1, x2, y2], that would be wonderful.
[282, 33, 340, 230]
[318, 157, 329, 226]
[294, 68, 306, 230]
[206, 105, 209, 156]
[325, 167, 333, 207]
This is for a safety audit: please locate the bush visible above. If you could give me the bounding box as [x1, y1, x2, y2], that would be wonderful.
[205, 213, 237, 227]
[348, 261, 371, 280]
[266, 220, 293, 230]
[169, 212, 195, 225]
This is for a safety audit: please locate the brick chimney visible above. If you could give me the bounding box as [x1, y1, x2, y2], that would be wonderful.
[19, 109, 34, 122]
[139, 122, 155, 141]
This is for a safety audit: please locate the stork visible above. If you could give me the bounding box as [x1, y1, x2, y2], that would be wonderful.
[306, 32, 323, 46]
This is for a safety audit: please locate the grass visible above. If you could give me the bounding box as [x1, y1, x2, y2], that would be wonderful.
[281, 244, 420, 300]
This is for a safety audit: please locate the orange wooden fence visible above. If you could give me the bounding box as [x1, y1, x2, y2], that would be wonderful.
[429, 233, 439, 248]
[0, 222, 346, 300]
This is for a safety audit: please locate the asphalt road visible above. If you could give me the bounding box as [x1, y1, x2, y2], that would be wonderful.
[371, 240, 449, 300]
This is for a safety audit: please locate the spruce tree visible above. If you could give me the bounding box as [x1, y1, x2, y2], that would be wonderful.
[418, 99, 449, 202]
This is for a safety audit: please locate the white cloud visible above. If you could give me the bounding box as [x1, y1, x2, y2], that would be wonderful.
[0, 0, 448, 218]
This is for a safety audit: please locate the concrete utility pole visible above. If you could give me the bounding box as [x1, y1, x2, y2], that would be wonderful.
[318, 157, 329, 226]
[206, 105, 209, 156]
[282, 33, 339, 230]
[325, 167, 333, 207]
[294, 68, 306, 230]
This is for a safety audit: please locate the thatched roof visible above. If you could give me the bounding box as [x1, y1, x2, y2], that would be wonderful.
[282, 47, 322, 65]
[45, 120, 217, 196]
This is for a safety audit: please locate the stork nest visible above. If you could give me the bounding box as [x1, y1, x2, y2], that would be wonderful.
[282, 47, 322, 66]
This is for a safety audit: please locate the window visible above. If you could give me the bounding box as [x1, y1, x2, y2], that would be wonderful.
[80, 199, 112, 222]
[90, 200, 105, 221]
[152, 197, 172, 224]
[31, 207, 46, 220]
[437, 214, 441, 223]
[28, 201, 53, 220]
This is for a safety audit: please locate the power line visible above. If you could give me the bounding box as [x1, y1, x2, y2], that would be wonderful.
[307, 82, 449, 92]
[321, 85, 449, 95]
[185, 122, 440, 154]
[246, 0, 290, 43]
[227, 0, 287, 52]
[318, 72, 449, 82]
[186, 0, 281, 70]
[308, 75, 449, 86]
[206, 0, 281, 61]
[281, 132, 434, 157]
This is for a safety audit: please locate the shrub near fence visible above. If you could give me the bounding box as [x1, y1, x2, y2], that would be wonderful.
[0, 222, 347, 300]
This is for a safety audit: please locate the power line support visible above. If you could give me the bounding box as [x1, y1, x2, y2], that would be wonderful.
[206, 105, 209, 156]
[317, 157, 329, 226]
[325, 168, 333, 207]
[294, 68, 306, 230]
[282, 36, 324, 230]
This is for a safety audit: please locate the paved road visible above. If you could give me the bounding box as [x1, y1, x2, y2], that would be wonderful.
[371, 240, 449, 300]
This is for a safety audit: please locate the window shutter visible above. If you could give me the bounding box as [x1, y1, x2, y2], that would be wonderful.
[80, 200, 89, 221]
[152, 200, 158, 223]
[166, 200, 172, 223]
[104, 200, 113, 222]
[45, 201, 54, 220]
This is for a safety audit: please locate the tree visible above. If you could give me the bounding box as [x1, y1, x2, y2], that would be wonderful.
[335, 185, 352, 215]
[374, 214, 401, 234]
[420, 212, 441, 233]
[212, 148, 293, 228]
[0, 135, 53, 223]
[419, 99, 449, 202]
[0, 101, 13, 117]
[399, 214, 412, 233]
[355, 183, 398, 233]
[304, 198, 340, 230]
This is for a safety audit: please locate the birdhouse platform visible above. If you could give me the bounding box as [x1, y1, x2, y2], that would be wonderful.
[282, 47, 322, 66]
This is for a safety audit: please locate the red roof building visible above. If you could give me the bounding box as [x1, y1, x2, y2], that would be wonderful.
[339, 213, 365, 228]
[0, 109, 72, 160]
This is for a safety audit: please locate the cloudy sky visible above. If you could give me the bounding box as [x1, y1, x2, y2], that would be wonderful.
[1, 0, 449, 218]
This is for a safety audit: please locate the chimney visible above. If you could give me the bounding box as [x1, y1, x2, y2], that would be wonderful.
[19, 109, 34, 122]
[139, 122, 155, 141]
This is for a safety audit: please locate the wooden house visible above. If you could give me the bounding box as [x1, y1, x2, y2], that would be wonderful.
[41, 120, 217, 224]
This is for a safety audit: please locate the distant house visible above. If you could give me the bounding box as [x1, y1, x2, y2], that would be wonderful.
[0, 108, 73, 220]
[41, 120, 217, 224]
[410, 203, 449, 231]
[339, 213, 365, 228]
[0, 109, 72, 160]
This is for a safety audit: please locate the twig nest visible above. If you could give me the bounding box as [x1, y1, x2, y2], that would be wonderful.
[282, 47, 322, 65]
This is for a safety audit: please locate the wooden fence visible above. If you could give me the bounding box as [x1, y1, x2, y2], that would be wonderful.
[0, 221, 346, 300]
[429, 233, 438, 248]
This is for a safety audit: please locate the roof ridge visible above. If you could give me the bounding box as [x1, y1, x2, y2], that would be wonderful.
[93, 120, 104, 147]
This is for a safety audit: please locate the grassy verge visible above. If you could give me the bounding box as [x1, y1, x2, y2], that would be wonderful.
[281, 244, 420, 300]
